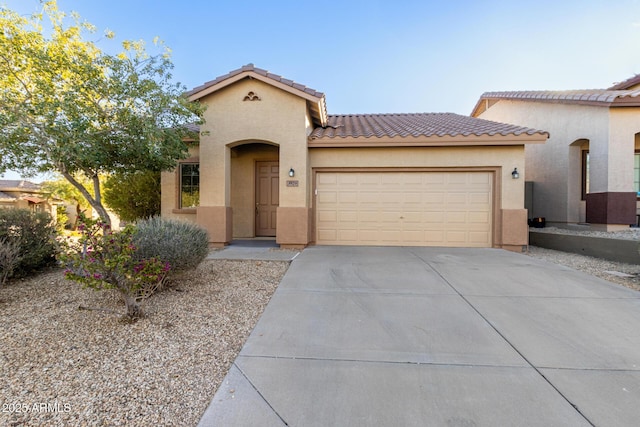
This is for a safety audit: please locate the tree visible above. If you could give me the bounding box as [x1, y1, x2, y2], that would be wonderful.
[0, 1, 203, 226]
[41, 174, 94, 229]
[103, 170, 161, 222]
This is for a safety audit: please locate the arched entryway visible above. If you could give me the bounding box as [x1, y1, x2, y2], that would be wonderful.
[229, 141, 280, 238]
[569, 138, 589, 222]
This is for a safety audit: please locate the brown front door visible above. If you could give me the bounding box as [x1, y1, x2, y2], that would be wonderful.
[255, 161, 279, 236]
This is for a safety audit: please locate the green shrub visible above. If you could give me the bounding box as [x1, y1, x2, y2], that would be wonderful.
[0, 209, 57, 278]
[132, 217, 209, 274]
[0, 238, 21, 286]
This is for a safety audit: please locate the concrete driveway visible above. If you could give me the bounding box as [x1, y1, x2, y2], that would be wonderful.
[198, 246, 640, 426]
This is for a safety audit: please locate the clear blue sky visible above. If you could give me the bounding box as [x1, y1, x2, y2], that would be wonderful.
[2, 0, 640, 180]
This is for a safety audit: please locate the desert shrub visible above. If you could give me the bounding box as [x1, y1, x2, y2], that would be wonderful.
[132, 217, 209, 274]
[0, 209, 57, 278]
[59, 217, 169, 318]
[0, 238, 21, 286]
[103, 170, 161, 222]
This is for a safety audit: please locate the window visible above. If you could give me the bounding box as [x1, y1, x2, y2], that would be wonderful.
[581, 150, 589, 200]
[635, 152, 640, 198]
[180, 163, 199, 208]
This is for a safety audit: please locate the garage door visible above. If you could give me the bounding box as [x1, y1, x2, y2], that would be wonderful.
[315, 171, 492, 247]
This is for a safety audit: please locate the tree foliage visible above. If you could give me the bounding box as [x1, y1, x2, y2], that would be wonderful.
[103, 170, 161, 222]
[0, 1, 203, 225]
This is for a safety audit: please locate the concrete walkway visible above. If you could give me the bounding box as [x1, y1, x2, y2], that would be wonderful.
[198, 246, 640, 426]
[206, 239, 300, 262]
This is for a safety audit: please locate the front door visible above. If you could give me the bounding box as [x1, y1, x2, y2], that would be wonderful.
[255, 161, 279, 236]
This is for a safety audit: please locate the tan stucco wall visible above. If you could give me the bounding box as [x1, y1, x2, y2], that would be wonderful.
[608, 109, 640, 192]
[160, 145, 199, 223]
[477, 101, 638, 224]
[198, 78, 310, 209]
[175, 78, 312, 244]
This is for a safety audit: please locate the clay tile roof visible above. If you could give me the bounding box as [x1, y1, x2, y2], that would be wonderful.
[183, 123, 200, 133]
[472, 89, 640, 116]
[22, 196, 45, 204]
[310, 113, 547, 140]
[608, 74, 640, 90]
[186, 63, 324, 99]
[0, 179, 41, 190]
[480, 90, 638, 104]
[0, 191, 16, 201]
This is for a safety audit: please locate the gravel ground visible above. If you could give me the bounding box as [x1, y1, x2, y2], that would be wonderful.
[2, 241, 639, 426]
[528, 226, 640, 292]
[532, 225, 640, 240]
[527, 246, 640, 292]
[0, 259, 289, 427]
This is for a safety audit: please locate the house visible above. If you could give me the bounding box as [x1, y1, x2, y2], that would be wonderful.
[0, 179, 59, 216]
[471, 75, 640, 230]
[161, 64, 548, 250]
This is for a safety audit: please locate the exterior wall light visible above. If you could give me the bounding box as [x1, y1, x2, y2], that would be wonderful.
[512, 168, 520, 179]
[289, 168, 295, 177]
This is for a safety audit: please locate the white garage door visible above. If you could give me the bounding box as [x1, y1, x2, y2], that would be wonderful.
[315, 171, 493, 247]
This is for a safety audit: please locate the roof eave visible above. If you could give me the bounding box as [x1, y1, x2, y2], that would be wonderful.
[308, 133, 548, 148]
[473, 92, 640, 114]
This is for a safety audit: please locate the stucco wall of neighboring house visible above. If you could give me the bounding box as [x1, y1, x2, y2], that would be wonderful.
[609, 108, 640, 192]
[478, 101, 612, 224]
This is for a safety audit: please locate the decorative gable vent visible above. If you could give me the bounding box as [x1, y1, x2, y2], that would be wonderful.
[243, 91, 261, 101]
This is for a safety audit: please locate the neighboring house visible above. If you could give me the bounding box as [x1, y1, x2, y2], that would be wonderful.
[0, 179, 53, 212]
[161, 64, 548, 250]
[472, 75, 640, 230]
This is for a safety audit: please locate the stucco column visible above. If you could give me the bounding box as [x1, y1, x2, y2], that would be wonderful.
[276, 137, 310, 247]
[585, 123, 636, 228]
[196, 136, 233, 246]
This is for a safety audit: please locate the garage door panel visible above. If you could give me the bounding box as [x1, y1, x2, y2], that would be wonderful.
[318, 173, 338, 185]
[447, 174, 468, 185]
[380, 212, 402, 222]
[446, 231, 467, 243]
[318, 210, 337, 223]
[317, 229, 337, 240]
[469, 192, 491, 204]
[447, 212, 468, 223]
[469, 232, 491, 244]
[337, 174, 357, 185]
[338, 211, 358, 222]
[423, 192, 445, 204]
[318, 190, 337, 204]
[469, 173, 490, 184]
[469, 212, 490, 223]
[426, 230, 445, 243]
[316, 171, 492, 247]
